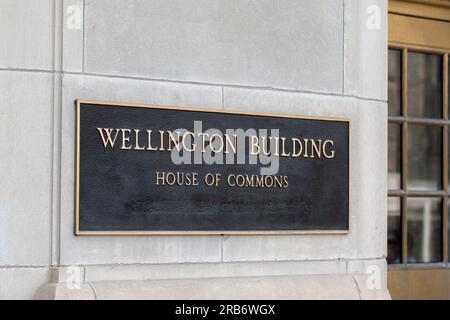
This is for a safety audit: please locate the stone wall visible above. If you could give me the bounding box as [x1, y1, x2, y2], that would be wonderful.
[0, 0, 389, 299]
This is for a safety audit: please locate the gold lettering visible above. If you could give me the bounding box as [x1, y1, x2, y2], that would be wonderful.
[323, 140, 335, 159]
[227, 174, 236, 186]
[255, 175, 264, 188]
[134, 129, 145, 151]
[191, 173, 199, 186]
[235, 174, 245, 187]
[261, 136, 271, 156]
[97, 128, 119, 148]
[303, 139, 310, 158]
[270, 137, 280, 156]
[245, 175, 254, 187]
[264, 175, 274, 188]
[283, 176, 289, 188]
[225, 134, 237, 154]
[292, 138, 303, 157]
[158, 130, 165, 151]
[205, 173, 220, 186]
[168, 131, 181, 151]
[120, 129, 132, 150]
[310, 140, 322, 158]
[165, 172, 176, 185]
[280, 137, 291, 157]
[182, 132, 196, 152]
[200, 133, 209, 153]
[225, 174, 289, 189]
[209, 134, 224, 153]
[98, 126, 336, 161]
[274, 175, 283, 188]
[250, 136, 260, 155]
[155, 171, 165, 185]
[146, 130, 157, 151]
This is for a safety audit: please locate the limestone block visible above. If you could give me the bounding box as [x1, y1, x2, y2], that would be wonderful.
[84, 0, 344, 93]
[0, 71, 53, 266]
[0, 267, 50, 300]
[0, 0, 54, 70]
[344, 0, 388, 100]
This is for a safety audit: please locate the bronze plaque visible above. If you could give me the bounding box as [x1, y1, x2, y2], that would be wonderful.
[75, 100, 350, 235]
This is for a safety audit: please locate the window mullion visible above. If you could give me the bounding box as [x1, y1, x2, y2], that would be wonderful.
[402, 48, 409, 265]
[443, 53, 449, 262]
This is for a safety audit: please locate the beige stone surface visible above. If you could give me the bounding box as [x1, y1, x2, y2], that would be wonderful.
[0, 267, 50, 300]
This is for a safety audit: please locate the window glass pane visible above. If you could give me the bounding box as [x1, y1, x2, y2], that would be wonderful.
[408, 52, 442, 118]
[407, 198, 442, 263]
[388, 49, 402, 116]
[408, 125, 442, 190]
[388, 197, 402, 264]
[388, 124, 401, 189]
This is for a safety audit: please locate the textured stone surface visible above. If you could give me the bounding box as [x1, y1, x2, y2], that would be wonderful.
[344, 0, 388, 100]
[35, 262, 392, 300]
[92, 275, 361, 300]
[352, 274, 391, 300]
[62, 0, 84, 72]
[84, 260, 347, 282]
[34, 282, 96, 300]
[0, 0, 54, 70]
[0, 71, 53, 266]
[61, 73, 223, 109]
[0, 267, 50, 300]
[84, 0, 344, 93]
[348, 258, 390, 299]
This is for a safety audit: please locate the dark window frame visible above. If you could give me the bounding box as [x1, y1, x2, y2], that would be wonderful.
[388, 46, 449, 267]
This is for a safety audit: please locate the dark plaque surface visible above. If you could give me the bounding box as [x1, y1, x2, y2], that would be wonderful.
[75, 100, 350, 235]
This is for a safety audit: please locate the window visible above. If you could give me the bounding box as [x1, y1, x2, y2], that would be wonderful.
[387, 49, 449, 264]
